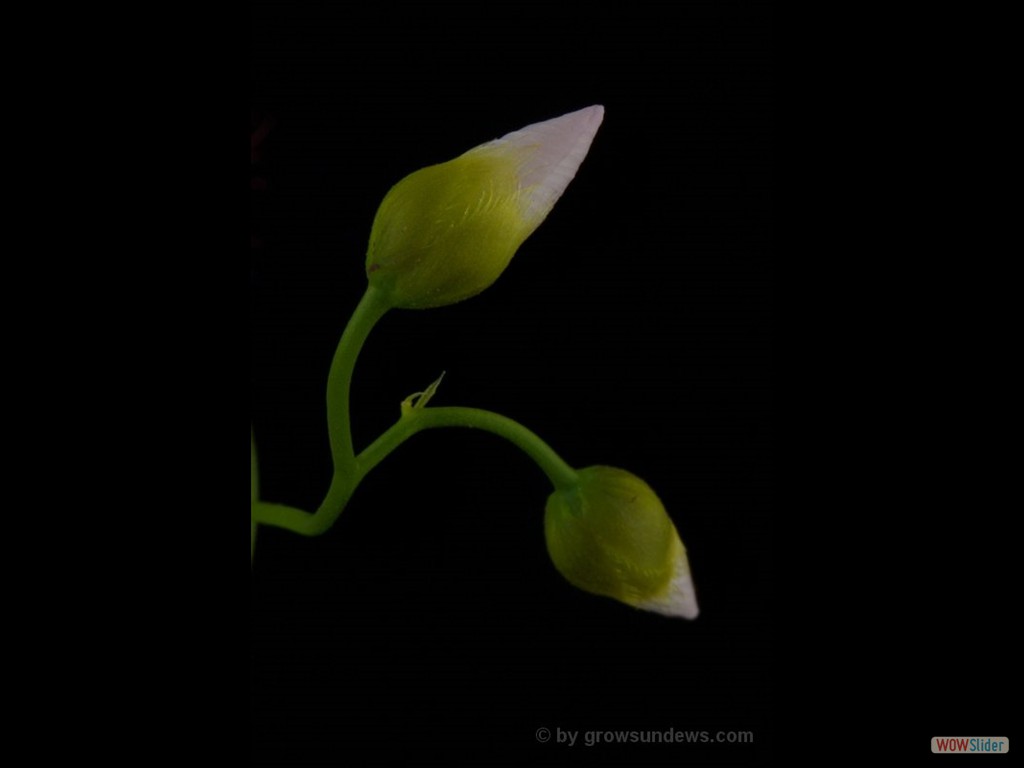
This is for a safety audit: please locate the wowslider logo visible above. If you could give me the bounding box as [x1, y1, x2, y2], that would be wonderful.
[931, 737, 1009, 754]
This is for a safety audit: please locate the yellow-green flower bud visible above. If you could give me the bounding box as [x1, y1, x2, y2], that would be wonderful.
[366, 105, 604, 309]
[544, 466, 699, 619]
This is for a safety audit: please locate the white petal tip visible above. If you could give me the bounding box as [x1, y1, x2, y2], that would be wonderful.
[634, 537, 700, 620]
[475, 105, 606, 226]
[573, 104, 605, 129]
[499, 104, 605, 147]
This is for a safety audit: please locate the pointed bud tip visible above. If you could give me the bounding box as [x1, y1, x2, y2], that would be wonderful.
[576, 103, 605, 128]
[550, 104, 605, 133]
[480, 105, 606, 226]
[498, 104, 604, 145]
[633, 538, 700, 620]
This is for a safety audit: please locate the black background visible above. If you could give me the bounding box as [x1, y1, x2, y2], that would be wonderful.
[252, 3, 773, 764]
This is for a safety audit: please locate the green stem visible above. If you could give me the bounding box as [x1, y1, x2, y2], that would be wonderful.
[253, 501, 316, 531]
[358, 407, 580, 491]
[256, 406, 579, 537]
[252, 287, 390, 543]
[327, 286, 391, 476]
[253, 288, 579, 540]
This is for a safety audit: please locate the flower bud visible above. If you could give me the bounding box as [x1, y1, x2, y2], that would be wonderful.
[544, 466, 699, 619]
[366, 105, 604, 309]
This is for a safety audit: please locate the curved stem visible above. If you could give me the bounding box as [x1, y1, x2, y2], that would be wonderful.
[303, 472, 355, 536]
[253, 405, 579, 537]
[326, 286, 391, 477]
[254, 501, 316, 532]
[358, 407, 579, 491]
[252, 287, 389, 544]
[253, 289, 579, 540]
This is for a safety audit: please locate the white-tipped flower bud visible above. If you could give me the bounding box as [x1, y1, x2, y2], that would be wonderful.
[366, 105, 604, 309]
[544, 466, 699, 619]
